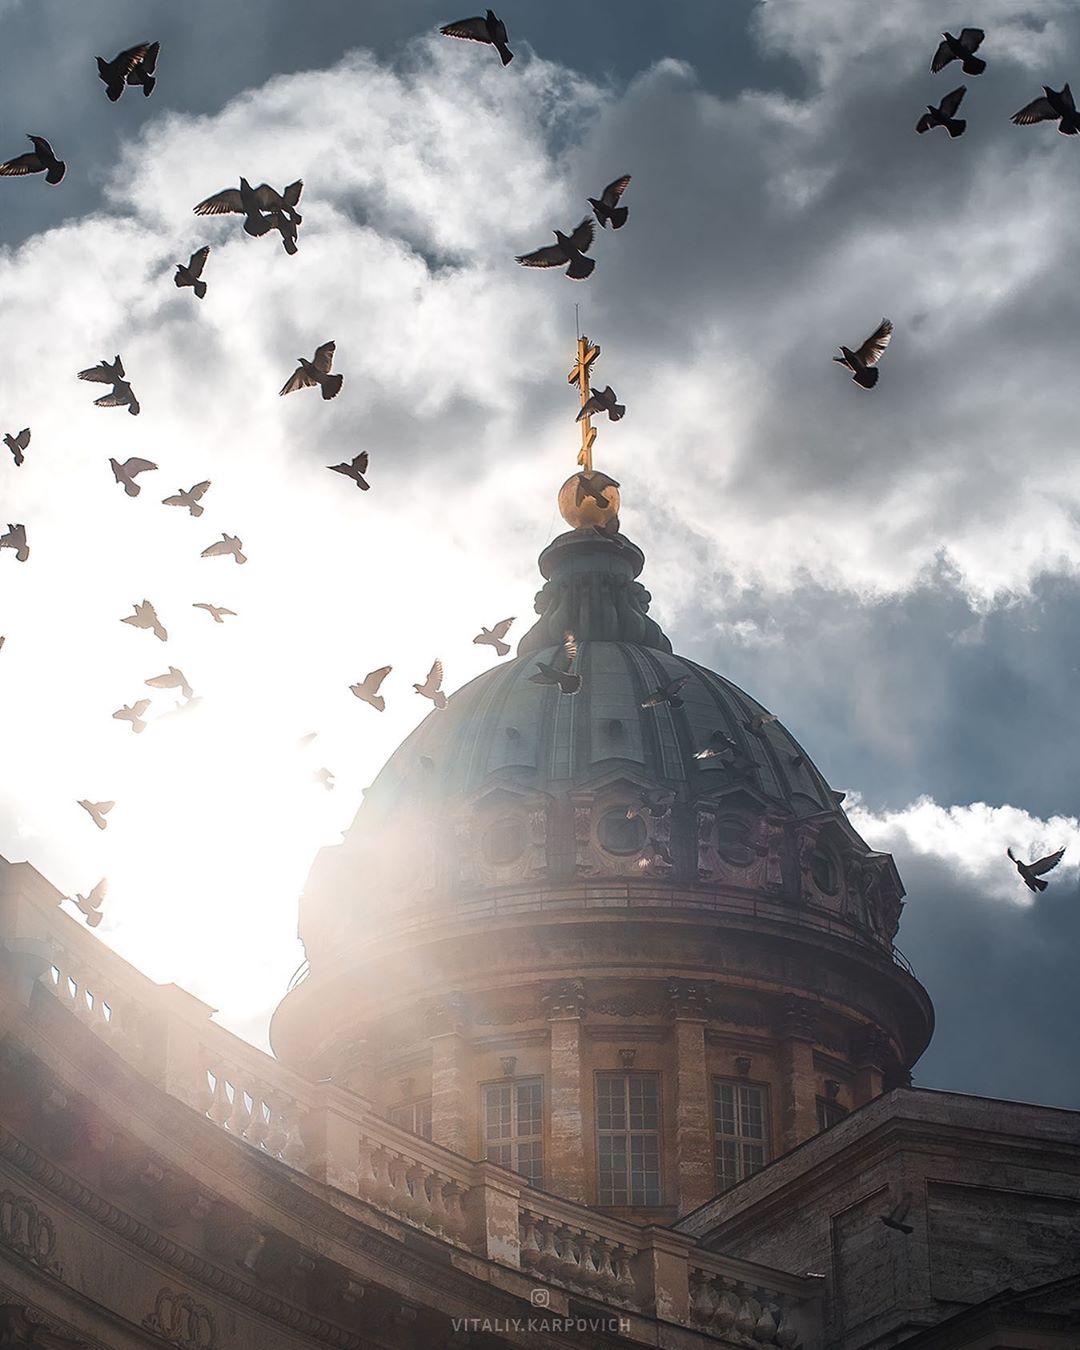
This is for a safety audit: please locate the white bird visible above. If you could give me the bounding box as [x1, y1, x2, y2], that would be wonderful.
[351, 666, 392, 711]
[0, 523, 29, 561]
[73, 878, 107, 927]
[473, 617, 514, 657]
[110, 457, 157, 495]
[77, 800, 114, 831]
[414, 660, 448, 709]
[201, 533, 246, 564]
[113, 699, 151, 734]
[145, 666, 193, 700]
[162, 481, 211, 516]
[192, 603, 236, 623]
[121, 600, 167, 642]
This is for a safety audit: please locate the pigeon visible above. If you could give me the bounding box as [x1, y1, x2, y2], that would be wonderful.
[145, 666, 193, 700]
[125, 41, 160, 97]
[743, 711, 778, 735]
[96, 42, 159, 101]
[113, 699, 151, 734]
[162, 481, 211, 516]
[576, 386, 625, 422]
[78, 800, 114, 831]
[328, 453, 370, 490]
[916, 85, 967, 137]
[201, 534, 246, 564]
[576, 470, 620, 511]
[110, 457, 157, 495]
[641, 675, 691, 710]
[626, 787, 677, 820]
[694, 730, 741, 761]
[594, 514, 622, 539]
[473, 617, 515, 657]
[0, 637, 4, 650]
[529, 633, 581, 695]
[280, 341, 342, 400]
[588, 175, 632, 230]
[297, 731, 318, 748]
[193, 178, 303, 236]
[79, 356, 140, 415]
[121, 600, 167, 642]
[0, 523, 29, 562]
[439, 10, 512, 64]
[351, 666, 392, 711]
[258, 208, 300, 255]
[516, 219, 596, 280]
[880, 1193, 914, 1234]
[833, 318, 893, 390]
[0, 135, 66, 185]
[4, 428, 30, 466]
[930, 29, 985, 76]
[192, 603, 236, 623]
[1012, 84, 1080, 135]
[1007, 845, 1066, 893]
[73, 878, 107, 928]
[313, 767, 335, 791]
[637, 842, 675, 873]
[414, 660, 448, 709]
[175, 246, 210, 299]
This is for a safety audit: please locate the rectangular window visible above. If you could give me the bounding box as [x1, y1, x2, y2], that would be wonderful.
[816, 1097, 848, 1132]
[713, 1080, 769, 1192]
[390, 1099, 432, 1140]
[596, 1072, 662, 1206]
[482, 1078, 544, 1188]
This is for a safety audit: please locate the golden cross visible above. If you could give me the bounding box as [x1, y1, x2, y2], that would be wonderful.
[568, 334, 600, 473]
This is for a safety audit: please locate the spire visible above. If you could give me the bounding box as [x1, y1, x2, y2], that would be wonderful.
[557, 330, 620, 533]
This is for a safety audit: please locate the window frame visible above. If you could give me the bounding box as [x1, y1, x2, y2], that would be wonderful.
[816, 1095, 848, 1132]
[595, 1070, 663, 1207]
[389, 1098, 433, 1140]
[711, 1077, 770, 1193]
[480, 1076, 545, 1189]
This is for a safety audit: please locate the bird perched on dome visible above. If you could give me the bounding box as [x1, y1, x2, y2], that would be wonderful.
[916, 86, 967, 137]
[743, 711, 778, 735]
[588, 175, 632, 230]
[328, 453, 370, 490]
[78, 800, 114, 831]
[73, 878, 107, 928]
[930, 29, 985, 76]
[110, 457, 157, 495]
[0, 134, 65, 184]
[162, 481, 211, 516]
[351, 666, 392, 712]
[414, 660, 448, 709]
[439, 10, 512, 64]
[280, 341, 342, 400]
[641, 675, 690, 710]
[1, 523, 30, 562]
[174, 246, 210, 299]
[97, 42, 159, 101]
[529, 633, 581, 695]
[833, 318, 893, 390]
[80, 356, 140, 415]
[4, 428, 30, 466]
[192, 603, 236, 624]
[577, 386, 625, 422]
[113, 700, 150, 734]
[1007, 845, 1066, 892]
[201, 533, 246, 564]
[121, 600, 167, 642]
[637, 842, 675, 874]
[576, 470, 619, 510]
[474, 618, 515, 657]
[145, 666, 194, 700]
[516, 219, 596, 280]
[1012, 84, 1080, 134]
[626, 788, 676, 820]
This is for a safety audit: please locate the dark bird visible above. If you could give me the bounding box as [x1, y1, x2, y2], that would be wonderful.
[594, 513, 622, 539]
[110, 457, 157, 495]
[328, 453, 370, 490]
[439, 10, 512, 64]
[637, 842, 675, 873]
[588, 174, 632, 229]
[78, 800, 114, 831]
[192, 603, 236, 623]
[641, 674, 691, 710]
[96, 42, 159, 101]
[577, 386, 625, 422]
[516, 219, 596, 280]
[145, 666, 193, 700]
[280, 341, 342, 400]
[529, 633, 581, 695]
[73, 878, 107, 928]
[414, 660, 448, 709]
[916, 85, 967, 137]
[126, 41, 159, 97]
[162, 481, 211, 516]
[0, 637, 4, 651]
[743, 710, 778, 735]
[576, 470, 620, 510]
[833, 318, 893, 390]
[930, 29, 985, 76]
[175, 246, 210, 299]
[121, 600, 167, 642]
[880, 1193, 914, 1234]
[351, 666, 392, 711]
[0, 135, 66, 185]
[113, 699, 151, 734]
[694, 730, 741, 761]
[4, 428, 30, 466]
[0, 523, 29, 562]
[79, 355, 139, 414]
[201, 533, 246, 564]
[1007, 845, 1066, 892]
[626, 787, 676, 820]
[473, 617, 515, 657]
[1012, 84, 1080, 134]
[313, 767, 335, 791]
[193, 178, 303, 235]
[255, 207, 300, 255]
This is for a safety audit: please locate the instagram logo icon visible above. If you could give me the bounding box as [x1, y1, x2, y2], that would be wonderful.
[530, 1288, 551, 1308]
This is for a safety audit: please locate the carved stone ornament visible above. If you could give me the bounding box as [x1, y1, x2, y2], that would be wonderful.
[541, 979, 586, 1020]
[0, 1304, 90, 1350]
[141, 1289, 216, 1350]
[794, 823, 821, 902]
[753, 814, 787, 893]
[573, 804, 597, 876]
[667, 979, 711, 1020]
[0, 1191, 63, 1277]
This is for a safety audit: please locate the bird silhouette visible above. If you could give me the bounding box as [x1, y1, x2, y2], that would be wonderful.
[641, 675, 691, 710]
[351, 666, 392, 711]
[175, 246, 210, 299]
[529, 633, 581, 695]
[0, 523, 29, 562]
[577, 386, 625, 422]
[192, 603, 236, 623]
[575, 470, 620, 510]
[110, 457, 157, 495]
[313, 767, 335, 791]
[328, 453, 370, 489]
[79, 356, 140, 415]
[96, 42, 159, 100]
[0, 134, 65, 184]
[145, 666, 193, 700]
[121, 600, 167, 642]
[4, 428, 30, 466]
[78, 800, 114, 831]
[626, 787, 677, 820]
[162, 481, 211, 516]
[113, 699, 151, 734]
[280, 342, 342, 400]
[193, 178, 303, 236]
[517, 219, 596, 280]
[588, 175, 632, 229]
[253, 207, 300, 255]
[930, 29, 985, 76]
[473, 617, 515, 657]
[201, 533, 246, 564]
[439, 10, 512, 64]
[1012, 84, 1080, 134]
[637, 842, 675, 874]
[694, 730, 741, 761]
[414, 660, 448, 709]
[833, 318, 893, 389]
[743, 711, 778, 735]
[917, 86, 967, 137]
[1007, 845, 1066, 892]
[880, 1192, 914, 1234]
[73, 878, 107, 928]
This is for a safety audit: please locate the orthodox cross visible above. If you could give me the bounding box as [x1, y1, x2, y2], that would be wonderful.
[567, 334, 600, 474]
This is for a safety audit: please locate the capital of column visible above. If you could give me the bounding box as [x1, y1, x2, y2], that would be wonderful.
[667, 978, 711, 1021]
[542, 979, 586, 1021]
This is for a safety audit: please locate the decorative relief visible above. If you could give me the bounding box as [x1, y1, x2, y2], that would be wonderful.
[752, 815, 786, 893]
[794, 824, 820, 902]
[667, 979, 711, 1020]
[590, 993, 667, 1018]
[775, 994, 818, 1041]
[573, 804, 597, 876]
[0, 1304, 89, 1350]
[0, 1191, 62, 1277]
[542, 980, 586, 1020]
[142, 1289, 216, 1350]
[525, 809, 548, 878]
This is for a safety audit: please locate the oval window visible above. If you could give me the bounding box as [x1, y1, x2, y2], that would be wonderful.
[597, 809, 647, 856]
[483, 817, 526, 866]
[716, 818, 754, 867]
[810, 849, 839, 896]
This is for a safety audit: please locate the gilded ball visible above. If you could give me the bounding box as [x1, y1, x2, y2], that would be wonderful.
[557, 471, 621, 530]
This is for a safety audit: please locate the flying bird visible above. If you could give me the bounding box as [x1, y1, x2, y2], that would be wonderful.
[0, 523, 29, 562]
[641, 675, 691, 710]
[516, 219, 596, 280]
[73, 878, 107, 928]
[113, 700, 151, 734]
[529, 633, 581, 695]
[930, 29, 985, 76]
[280, 341, 342, 400]
[162, 481, 211, 516]
[79, 355, 139, 415]
[201, 533, 246, 564]
[637, 842, 675, 874]
[916, 85, 967, 137]
[576, 386, 625, 422]
[414, 660, 448, 709]
[626, 787, 677, 820]
[473, 617, 515, 657]
[0, 135, 65, 185]
[694, 730, 741, 761]
[328, 453, 370, 490]
[121, 600, 167, 642]
[78, 800, 114, 831]
[439, 10, 512, 64]
[192, 603, 236, 623]
[110, 457, 157, 495]
[96, 42, 159, 100]
[4, 428, 30, 466]
[351, 666, 392, 711]
[258, 208, 300, 255]
[193, 178, 303, 235]
[145, 666, 193, 700]
[1012, 84, 1080, 134]
[313, 767, 335, 791]
[833, 318, 893, 390]
[743, 711, 778, 735]
[575, 470, 619, 510]
[1007, 845, 1066, 893]
[880, 1193, 914, 1235]
[588, 175, 632, 230]
[174, 246, 210, 299]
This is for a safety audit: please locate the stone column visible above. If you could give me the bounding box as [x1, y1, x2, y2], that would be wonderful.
[428, 993, 470, 1155]
[852, 1026, 890, 1106]
[777, 995, 819, 1151]
[668, 980, 713, 1216]
[543, 980, 587, 1203]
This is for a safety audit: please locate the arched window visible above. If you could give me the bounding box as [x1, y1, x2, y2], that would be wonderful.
[715, 817, 754, 867]
[810, 848, 840, 896]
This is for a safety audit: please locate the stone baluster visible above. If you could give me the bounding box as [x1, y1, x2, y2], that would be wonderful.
[442, 1180, 466, 1240]
[536, 1217, 560, 1274]
[206, 1069, 232, 1125]
[613, 1245, 637, 1303]
[594, 1239, 618, 1295]
[520, 1213, 541, 1268]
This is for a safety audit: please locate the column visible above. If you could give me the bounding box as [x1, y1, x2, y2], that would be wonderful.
[428, 993, 470, 1155]
[668, 979, 713, 1216]
[852, 1026, 890, 1106]
[778, 995, 819, 1150]
[543, 980, 587, 1202]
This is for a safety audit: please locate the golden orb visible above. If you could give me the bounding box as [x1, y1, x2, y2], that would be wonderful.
[557, 470, 621, 530]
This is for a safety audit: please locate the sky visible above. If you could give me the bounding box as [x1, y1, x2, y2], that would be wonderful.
[2, 0, 1080, 1112]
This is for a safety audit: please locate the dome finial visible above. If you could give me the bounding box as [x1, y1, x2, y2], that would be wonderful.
[560, 328, 621, 531]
